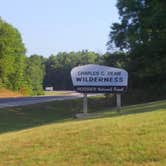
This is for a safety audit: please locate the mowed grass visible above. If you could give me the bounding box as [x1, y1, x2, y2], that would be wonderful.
[0, 98, 165, 166]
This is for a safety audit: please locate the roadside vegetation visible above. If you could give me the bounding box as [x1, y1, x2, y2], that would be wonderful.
[0, 88, 23, 98]
[0, 99, 165, 165]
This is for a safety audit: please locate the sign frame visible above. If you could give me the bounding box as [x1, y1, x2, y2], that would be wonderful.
[71, 64, 128, 117]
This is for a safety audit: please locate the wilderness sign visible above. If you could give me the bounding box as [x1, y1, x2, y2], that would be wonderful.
[71, 64, 128, 93]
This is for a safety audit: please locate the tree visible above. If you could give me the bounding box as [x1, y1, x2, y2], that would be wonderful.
[43, 51, 101, 90]
[0, 18, 26, 90]
[107, 0, 166, 92]
[25, 55, 45, 95]
[103, 52, 129, 69]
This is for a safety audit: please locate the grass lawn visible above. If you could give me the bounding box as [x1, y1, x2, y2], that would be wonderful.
[0, 98, 165, 166]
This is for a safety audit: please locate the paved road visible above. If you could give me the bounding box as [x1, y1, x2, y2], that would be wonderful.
[0, 95, 82, 108]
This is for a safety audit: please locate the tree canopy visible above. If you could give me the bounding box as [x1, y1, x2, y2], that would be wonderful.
[43, 51, 101, 90]
[0, 18, 45, 95]
[107, 0, 166, 92]
[0, 18, 26, 90]
[25, 55, 45, 95]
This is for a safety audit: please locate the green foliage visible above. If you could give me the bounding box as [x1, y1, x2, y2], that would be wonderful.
[107, 0, 166, 93]
[0, 18, 46, 95]
[44, 50, 101, 90]
[103, 51, 130, 69]
[25, 55, 45, 95]
[0, 18, 26, 90]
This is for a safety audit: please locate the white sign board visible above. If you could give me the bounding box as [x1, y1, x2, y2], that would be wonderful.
[71, 64, 128, 93]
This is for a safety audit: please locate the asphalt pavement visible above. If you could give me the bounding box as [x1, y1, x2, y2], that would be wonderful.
[0, 94, 82, 108]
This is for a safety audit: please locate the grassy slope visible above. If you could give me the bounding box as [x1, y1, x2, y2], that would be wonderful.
[0, 99, 165, 166]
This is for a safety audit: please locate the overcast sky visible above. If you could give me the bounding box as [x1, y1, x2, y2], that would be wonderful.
[0, 0, 119, 57]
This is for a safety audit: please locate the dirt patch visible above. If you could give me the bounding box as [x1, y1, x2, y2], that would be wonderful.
[0, 88, 23, 98]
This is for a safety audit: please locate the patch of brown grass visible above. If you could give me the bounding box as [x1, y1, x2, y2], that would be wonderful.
[0, 88, 23, 98]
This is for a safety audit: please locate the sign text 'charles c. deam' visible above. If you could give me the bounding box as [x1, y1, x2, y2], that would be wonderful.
[71, 64, 128, 93]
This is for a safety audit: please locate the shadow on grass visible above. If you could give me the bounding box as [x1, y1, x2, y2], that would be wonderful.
[0, 97, 165, 134]
[97, 99, 166, 120]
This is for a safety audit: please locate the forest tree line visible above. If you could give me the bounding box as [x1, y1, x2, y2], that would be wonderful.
[0, 0, 165, 100]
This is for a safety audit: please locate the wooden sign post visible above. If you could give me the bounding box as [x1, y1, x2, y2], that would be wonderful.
[83, 93, 88, 115]
[116, 94, 121, 111]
